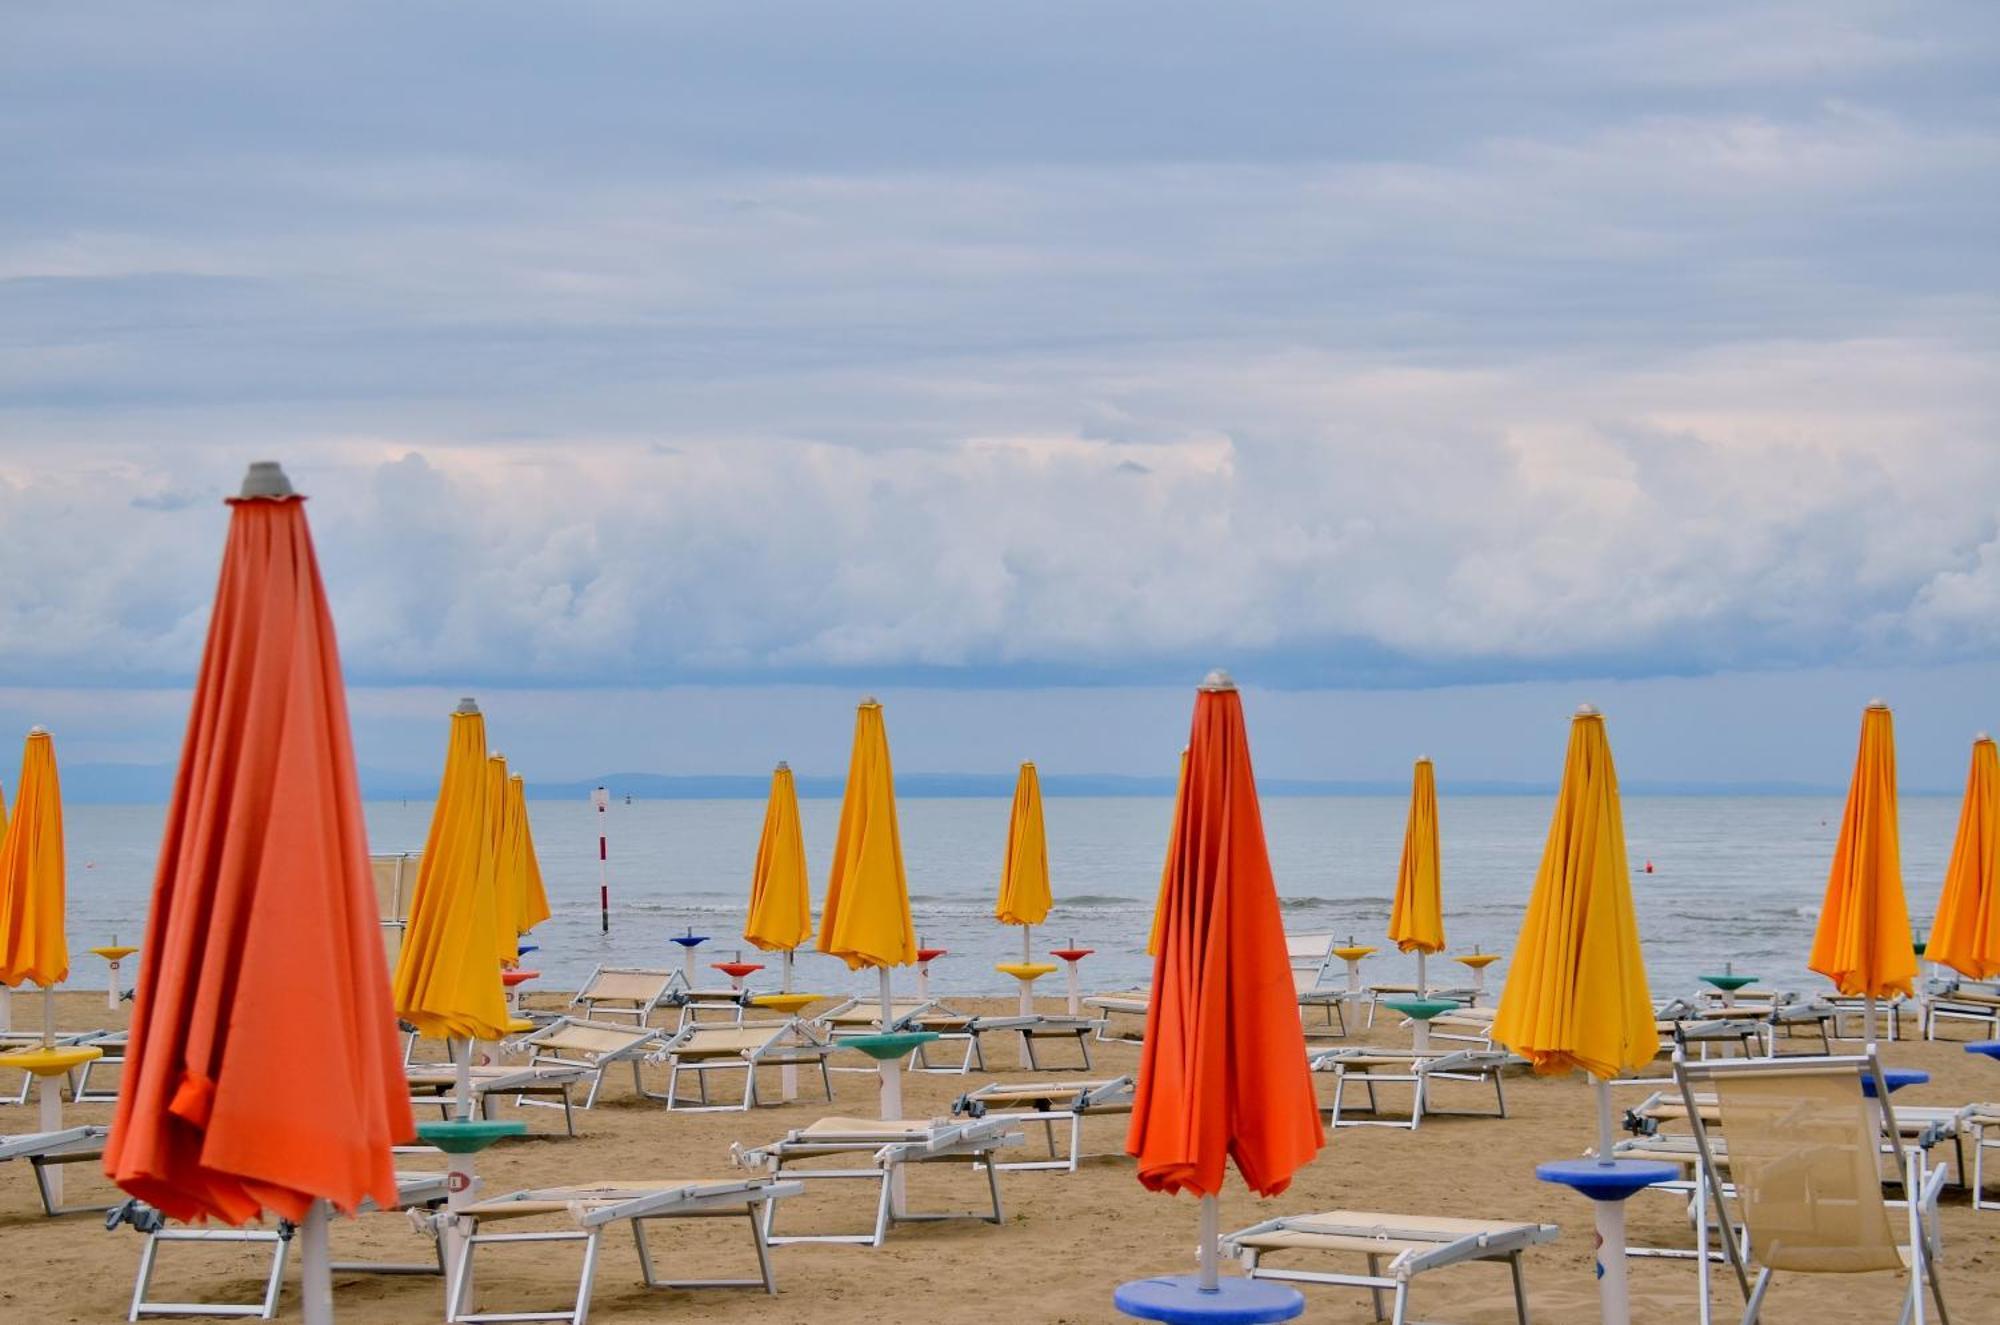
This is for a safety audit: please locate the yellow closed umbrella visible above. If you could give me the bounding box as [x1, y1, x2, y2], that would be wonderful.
[815, 698, 918, 1121]
[392, 699, 510, 1078]
[507, 773, 551, 940]
[1929, 734, 2000, 980]
[996, 761, 1052, 951]
[1809, 700, 1917, 1045]
[1146, 748, 1190, 958]
[489, 756, 550, 962]
[745, 761, 814, 974]
[0, 728, 68, 1039]
[1387, 756, 1444, 994]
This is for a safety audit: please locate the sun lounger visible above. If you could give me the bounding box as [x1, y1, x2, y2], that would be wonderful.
[1310, 1048, 1513, 1130]
[1292, 970, 1351, 1038]
[733, 1115, 1023, 1247]
[951, 1076, 1135, 1171]
[1825, 992, 1909, 1041]
[814, 996, 936, 1035]
[908, 1010, 1101, 1073]
[565, 966, 680, 1028]
[1623, 1087, 1974, 1186]
[1082, 989, 1151, 1043]
[1924, 983, 2000, 1040]
[643, 1019, 836, 1111]
[1426, 1005, 1496, 1048]
[669, 984, 753, 1028]
[407, 1062, 593, 1136]
[72, 1030, 127, 1103]
[1964, 1105, 2000, 1212]
[1285, 932, 1339, 984]
[1224, 1211, 1558, 1325]
[445, 1176, 800, 1325]
[504, 1018, 664, 1108]
[115, 1164, 449, 1320]
[0, 1123, 109, 1215]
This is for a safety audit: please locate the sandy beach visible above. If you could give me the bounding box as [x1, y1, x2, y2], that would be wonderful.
[3, 989, 1996, 1324]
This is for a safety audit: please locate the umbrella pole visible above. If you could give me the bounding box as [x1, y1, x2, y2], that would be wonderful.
[1198, 1193, 1220, 1292]
[1417, 950, 1427, 998]
[42, 982, 55, 1048]
[0, 984, 9, 1033]
[1592, 1077, 1633, 1325]
[875, 965, 908, 1213]
[454, 1036, 475, 1121]
[300, 1200, 333, 1325]
[1864, 993, 1879, 1055]
[780, 948, 798, 1101]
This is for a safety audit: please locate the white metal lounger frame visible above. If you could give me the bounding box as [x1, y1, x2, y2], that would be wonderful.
[737, 1119, 1023, 1247]
[1311, 1049, 1512, 1130]
[952, 1076, 1135, 1171]
[73, 1030, 128, 1103]
[911, 1014, 1101, 1075]
[1676, 1053, 1949, 1325]
[565, 966, 680, 1028]
[644, 1019, 836, 1111]
[123, 1167, 448, 1321]
[1924, 983, 2000, 1041]
[446, 1178, 802, 1325]
[669, 985, 752, 1029]
[505, 1017, 664, 1109]
[408, 1062, 590, 1136]
[0, 1123, 109, 1215]
[1969, 1109, 2000, 1212]
[1082, 991, 1150, 1043]
[1224, 1213, 1557, 1325]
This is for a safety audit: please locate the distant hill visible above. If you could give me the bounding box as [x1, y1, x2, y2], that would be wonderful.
[51, 762, 1876, 804]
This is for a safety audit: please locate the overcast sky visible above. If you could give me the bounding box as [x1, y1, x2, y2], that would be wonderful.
[2, 4, 1997, 788]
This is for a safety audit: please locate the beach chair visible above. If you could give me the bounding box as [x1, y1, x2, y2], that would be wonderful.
[116, 1163, 448, 1320]
[910, 1009, 1101, 1073]
[1923, 981, 2000, 1041]
[565, 966, 679, 1028]
[1293, 969, 1350, 1038]
[72, 1030, 127, 1103]
[445, 1176, 800, 1325]
[370, 851, 420, 971]
[1286, 932, 1339, 985]
[1825, 993, 1908, 1042]
[0, 1123, 109, 1215]
[951, 1075, 1135, 1171]
[1224, 1211, 1558, 1325]
[813, 996, 939, 1067]
[1966, 1106, 2000, 1212]
[1310, 1047, 1512, 1130]
[506, 1018, 663, 1108]
[645, 1018, 836, 1111]
[406, 1061, 593, 1136]
[668, 983, 753, 1028]
[733, 1115, 1024, 1247]
[1676, 1053, 1950, 1325]
[1082, 988, 1151, 1043]
[1427, 1005, 1496, 1048]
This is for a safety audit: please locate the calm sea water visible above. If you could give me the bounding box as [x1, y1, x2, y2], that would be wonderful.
[58, 795, 1962, 1004]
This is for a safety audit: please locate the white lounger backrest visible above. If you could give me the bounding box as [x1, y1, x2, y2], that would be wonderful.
[1285, 932, 1337, 982]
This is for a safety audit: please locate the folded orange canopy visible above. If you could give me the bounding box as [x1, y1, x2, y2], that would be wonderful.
[1928, 735, 1999, 981]
[1809, 701, 1918, 1000]
[1126, 675, 1323, 1198]
[105, 465, 412, 1224]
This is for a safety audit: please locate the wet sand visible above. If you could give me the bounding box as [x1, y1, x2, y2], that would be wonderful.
[5, 988, 1999, 1323]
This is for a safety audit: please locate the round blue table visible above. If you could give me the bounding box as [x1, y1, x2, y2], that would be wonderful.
[1114, 1276, 1305, 1324]
[1966, 1041, 2000, 1060]
[1536, 1159, 1680, 1325]
[1861, 1068, 1929, 1098]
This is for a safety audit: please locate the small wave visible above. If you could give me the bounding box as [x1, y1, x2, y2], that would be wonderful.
[1060, 893, 1142, 907]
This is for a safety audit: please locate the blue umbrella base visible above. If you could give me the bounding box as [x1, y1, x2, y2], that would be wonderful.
[1114, 1276, 1305, 1324]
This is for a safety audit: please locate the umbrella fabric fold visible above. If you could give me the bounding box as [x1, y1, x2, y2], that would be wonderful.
[1387, 757, 1444, 955]
[1145, 748, 1190, 958]
[1809, 703, 1917, 1000]
[746, 764, 813, 954]
[816, 701, 916, 971]
[105, 481, 411, 1224]
[0, 729, 67, 989]
[1930, 736, 2000, 980]
[487, 755, 547, 962]
[506, 772, 551, 940]
[392, 705, 509, 1041]
[1490, 709, 1654, 1081]
[1127, 680, 1323, 1199]
[995, 762, 1052, 928]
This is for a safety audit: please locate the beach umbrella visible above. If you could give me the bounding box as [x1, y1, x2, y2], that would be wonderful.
[102, 462, 411, 1325]
[1809, 700, 1917, 1045]
[1926, 735, 1999, 981]
[745, 761, 813, 977]
[505, 772, 552, 946]
[1387, 756, 1444, 995]
[816, 698, 918, 1116]
[995, 761, 1052, 956]
[1117, 672, 1321, 1322]
[1491, 704, 1658, 1325]
[392, 699, 510, 1079]
[1144, 747, 1190, 959]
[0, 728, 67, 1040]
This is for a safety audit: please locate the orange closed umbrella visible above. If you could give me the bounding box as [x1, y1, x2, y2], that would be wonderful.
[104, 464, 411, 1321]
[1809, 700, 1917, 1043]
[1121, 672, 1322, 1315]
[1930, 735, 2000, 980]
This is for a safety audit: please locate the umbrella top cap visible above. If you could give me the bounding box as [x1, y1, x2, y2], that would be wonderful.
[454, 697, 480, 715]
[1574, 702, 1599, 718]
[775, 760, 789, 771]
[859, 695, 879, 708]
[1867, 697, 1889, 711]
[26, 725, 46, 737]
[1199, 669, 1236, 692]
[1978, 732, 1993, 745]
[237, 460, 295, 500]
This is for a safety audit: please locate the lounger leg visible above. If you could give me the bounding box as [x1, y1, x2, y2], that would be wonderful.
[561, 1085, 576, 1138]
[1406, 1076, 1424, 1131]
[749, 1206, 777, 1295]
[574, 1229, 601, 1325]
[872, 1170, 894, 1248]
[818, 1057, 835, 1102]
[1493, 1069, 1508, 1119]
[1391, 1281, 1409, 1325]
[447, 1230, 475, 1323]
[742, 1065, 757, 1111]
[1741, 1267, 1772, 1325]
[130, 1233, 160, 1321]
[1366, 1253, 1386, 1321]
[1510, 1250, 1532, 1325]
[1068, 1114, 1084, 1173]
[1079, 1032, 1093, 1071]
[632, 1216, 658, 1286]
[1926, 1237, 1951, 1325]
[985, 1151, 1005, 1224]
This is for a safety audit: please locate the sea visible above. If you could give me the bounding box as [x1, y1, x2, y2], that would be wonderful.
[58, 794, 1963, 1004]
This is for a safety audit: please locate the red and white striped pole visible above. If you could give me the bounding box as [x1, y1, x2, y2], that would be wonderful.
[592, 785, 610, 933]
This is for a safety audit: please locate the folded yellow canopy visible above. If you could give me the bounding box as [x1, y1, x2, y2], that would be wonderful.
[393, 701, 509, 1041]
[816, 700, 916, 971]
[746, 762, 814, 953]
[1388, 757, 1444, 955]
[1810, 701, 1917, 999]
[489, 757, 549, 958]
[1930, 736, 2000, 980]
[0, 729, 67, 988]
[996, 762, 1052, 928]
[1491, 707, 1653, 1080]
